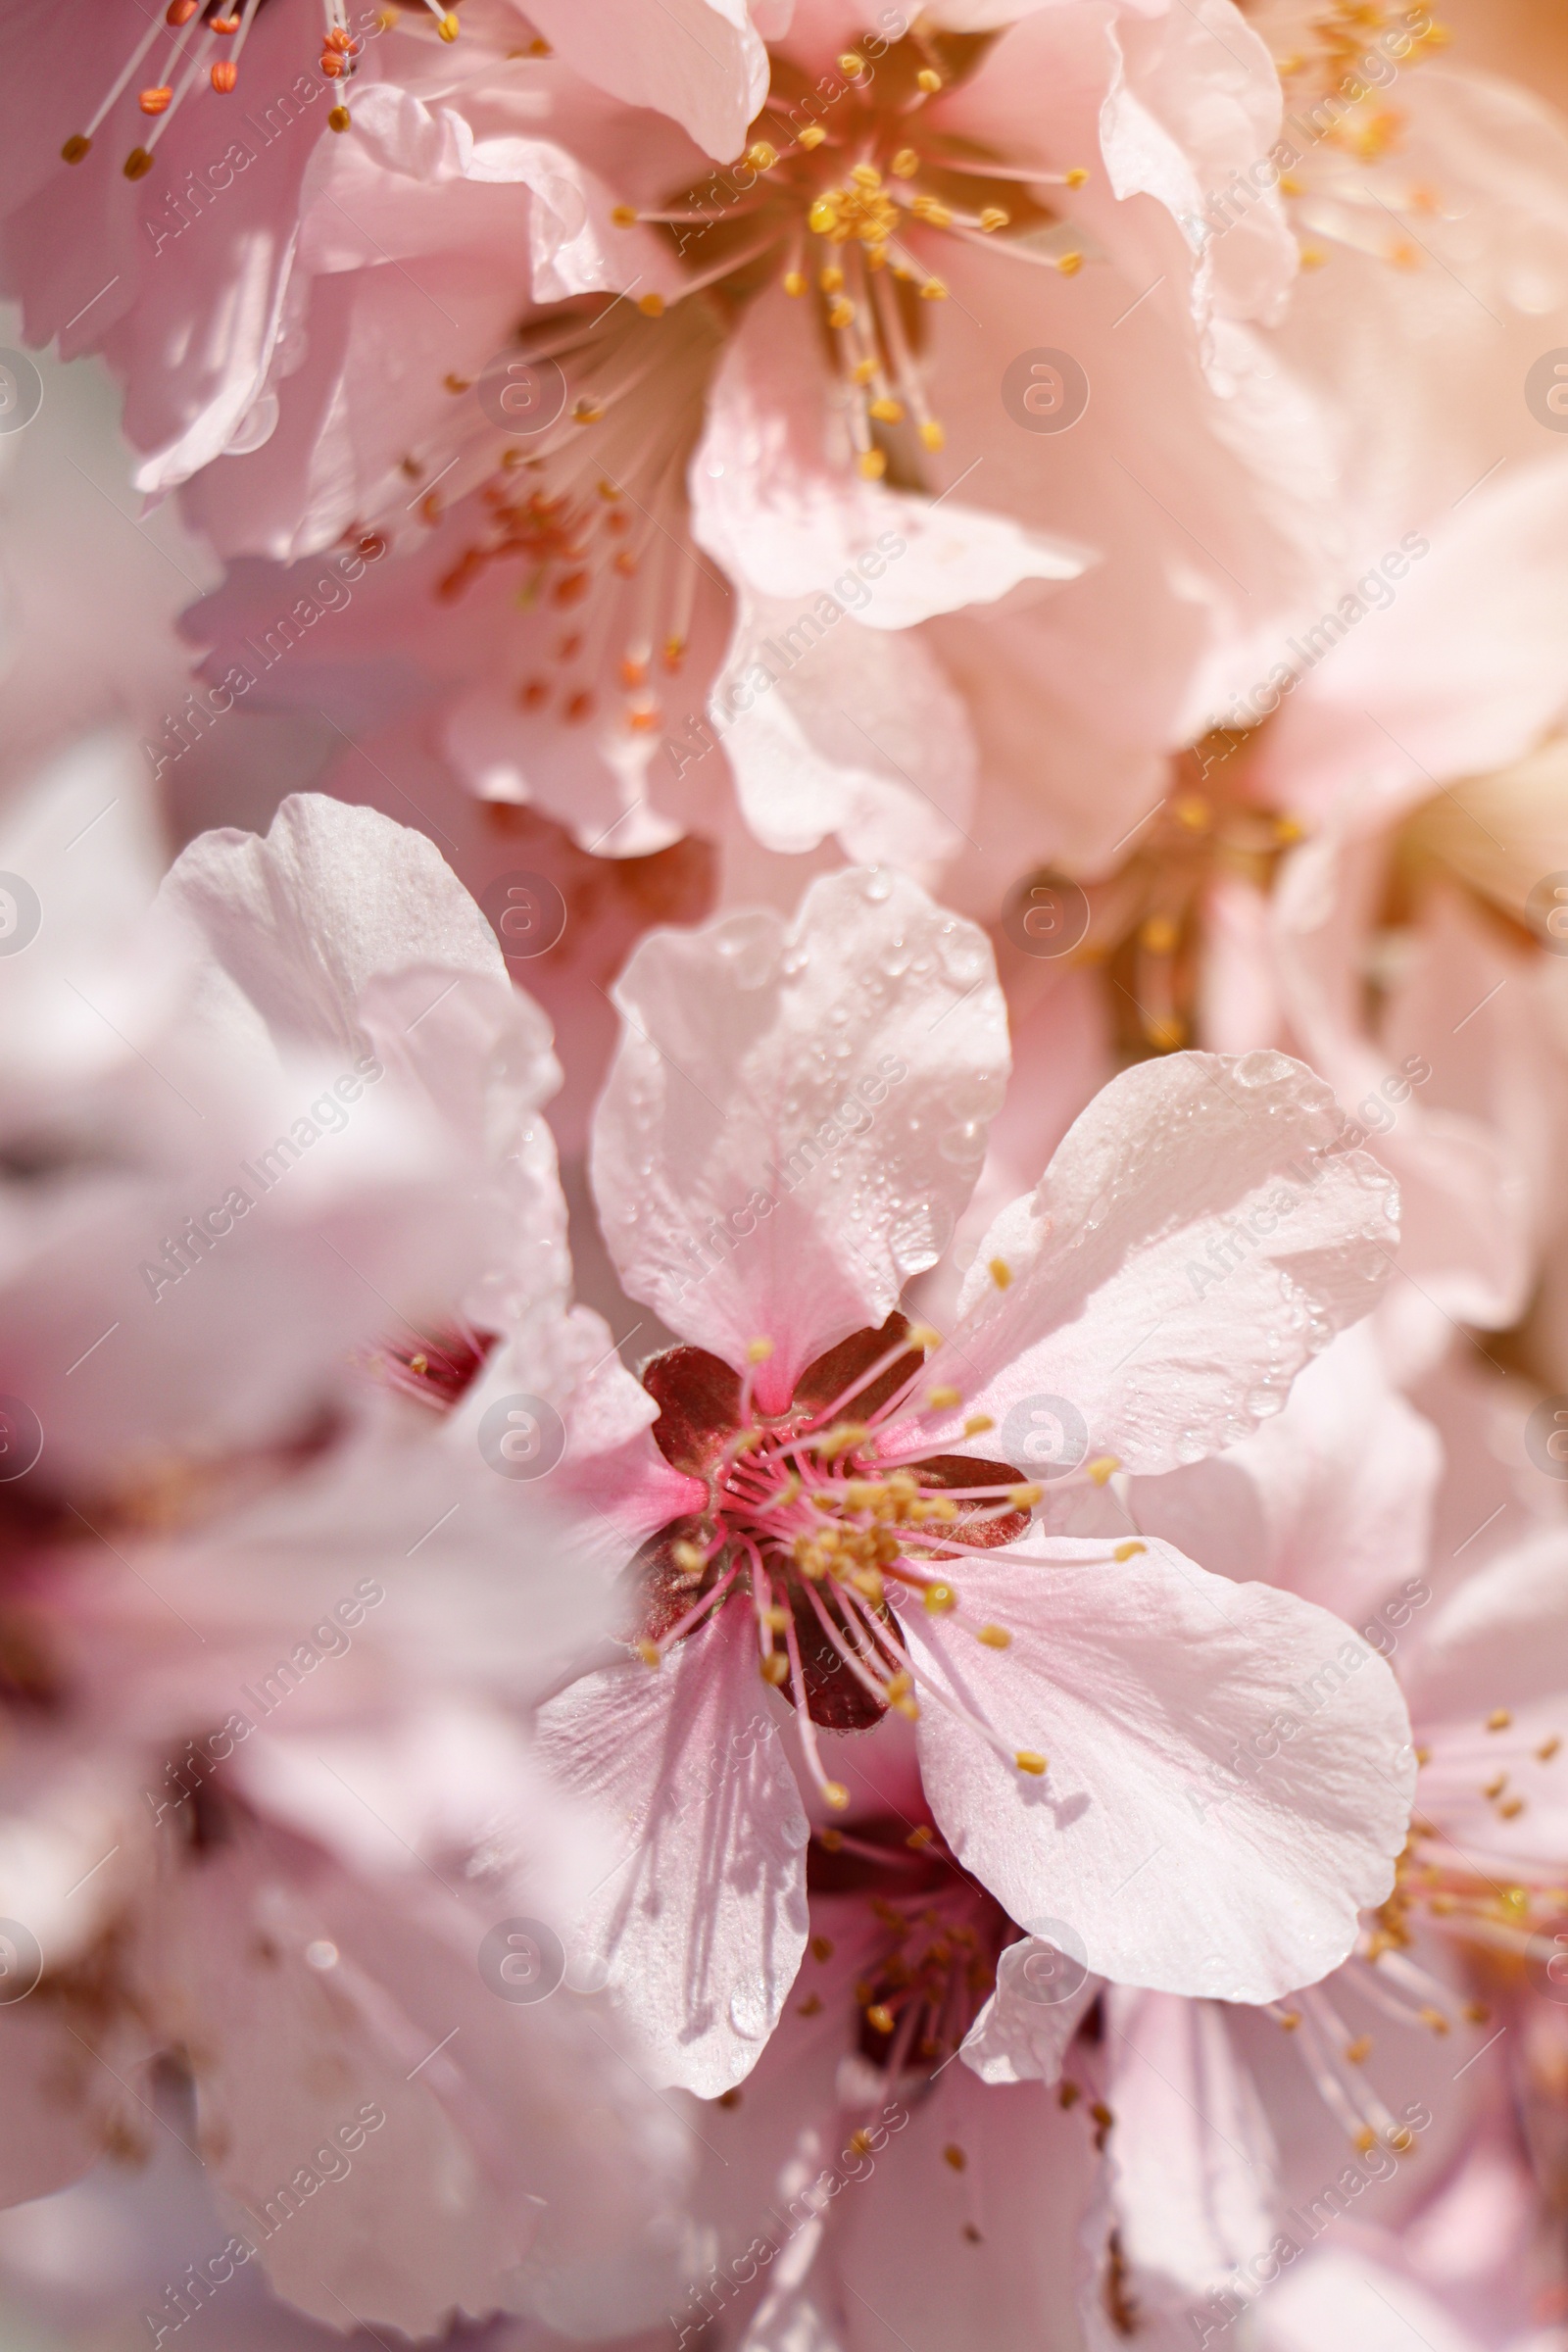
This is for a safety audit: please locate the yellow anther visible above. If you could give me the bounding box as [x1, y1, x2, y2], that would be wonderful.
[410, 1353, 429, 1374]
[1418, 2006, 1449, 2035]
[1387, 2125, 1414, 2153]
[838, 51, 865, 74]
[747, 1336, 774, 1364]
[868, 395, 904, 422]
[1345, 2035, 1372, 2065]
[1113, 1540, 1147, 1562]
[976, 1625, 1011, 1649]
[1015, 1750, 1049, 1776]
[852, 357, 877, 385]
[1278, 2010, 1300, 2030]
[1352, 2127, 1376, 2155]
[850, 1569, 885, 1604]
[1087, 1456, 1119, 1486]
[866, 2001, 896, 2032]
[892, 147, 919, 177]
[943, 2142, 966, 2171]
[919, 277, 949, 301]
[1487, 1708, 1513, 1732]
[923, 1583, 957, 1614]
[830, 300, 858, 330]
[927, 1386, 962, 1410]
[1056, 251, 1083, 276]
[893, 1694, 920, 1720]
[918, 418, 945, 451]
[1299, 246, 1327, 270]
[1500, 1796, 1525, 1818]
[989, 1257, 1011, 1290]
[745, 141, 777, 170]
[1483, 1773, 1507, 1800]
[910, 195, 953, 225]
[798, 123, 826, 149]
[611, 205, 637, 226]
[1008, 1484, 1044, 1511]
[849, 2127, 875, 2156]
[1540, 1737, 1562, 1761]
[823, 1781, 851, 1811]
[916, 68, 942, 91]
[760, 1651, 791, 1686]
[818, 1422, 868, 1459]
[849, 162, 882, 189]
[819, 263, 846, 292]
[979, 206, 1009, 232]
[962, 1413, 995, 1438]
[1463, 1999, 1490, 2024]
[1065, 167, 1089, 187]
[636, 1639, 662, 1667]
[906, 1323, 942, 1351]
[1174, 792, 1211, 831]
[783, 269, 807, 296]
[672, 1541, 707, 1574]
[436, 10, 459, 36]
[818, 1826, 843, 1851]
[763, 1606, 790, 1633]
[1141, 914, 1180, 955]
[809, 200, 841, 237]
[638, 292, 665, 317]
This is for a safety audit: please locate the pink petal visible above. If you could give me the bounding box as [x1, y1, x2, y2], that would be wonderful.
[903, 1537, 1415, 2000]
[935, 1049, 1399, 1472]
[534, 1609, 810, 2094]
[591, 867, 1008, 1403]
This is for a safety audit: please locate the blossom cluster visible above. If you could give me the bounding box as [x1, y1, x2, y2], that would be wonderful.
[1, 2, 1567, 2349]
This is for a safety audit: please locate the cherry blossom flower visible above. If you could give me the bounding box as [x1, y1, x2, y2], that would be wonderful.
[1059, 1325, 1568, 2345]
[658, 1793, 1103, 2352]
[0, 782, 699, 2339]
[485, 860, 1422, 2095]
[157, 0, 1344, 866]
[0, 740, 494, 1497]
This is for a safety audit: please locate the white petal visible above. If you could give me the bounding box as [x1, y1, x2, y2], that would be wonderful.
[1082, 1988, 1279, 2350]
[960, 1944, 1101, 2085]
[904, 1537, 1415, 2000]
[591, 868, 1008, 1401]
[708, 590, 974, 867]
[690, 286, 1088, 627]
[938, 1049, 1398, 1473]
[156, 791, 506, 1066]
[534, 1610, 809, 2094]
[524, 0, 769, 161]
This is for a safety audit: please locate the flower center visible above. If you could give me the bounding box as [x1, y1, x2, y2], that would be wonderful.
[1006, 739, 1306, 1057]
[1237, 1, 1452, 271]
[619, 30, 1087, 479]
[806, 1813, 1015, 2073]
[344, 26, 1089, 769]
[629, 1314, 1076, 1808]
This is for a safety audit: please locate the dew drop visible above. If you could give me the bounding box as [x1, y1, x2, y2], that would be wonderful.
[728, 1980, 771, 2039]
